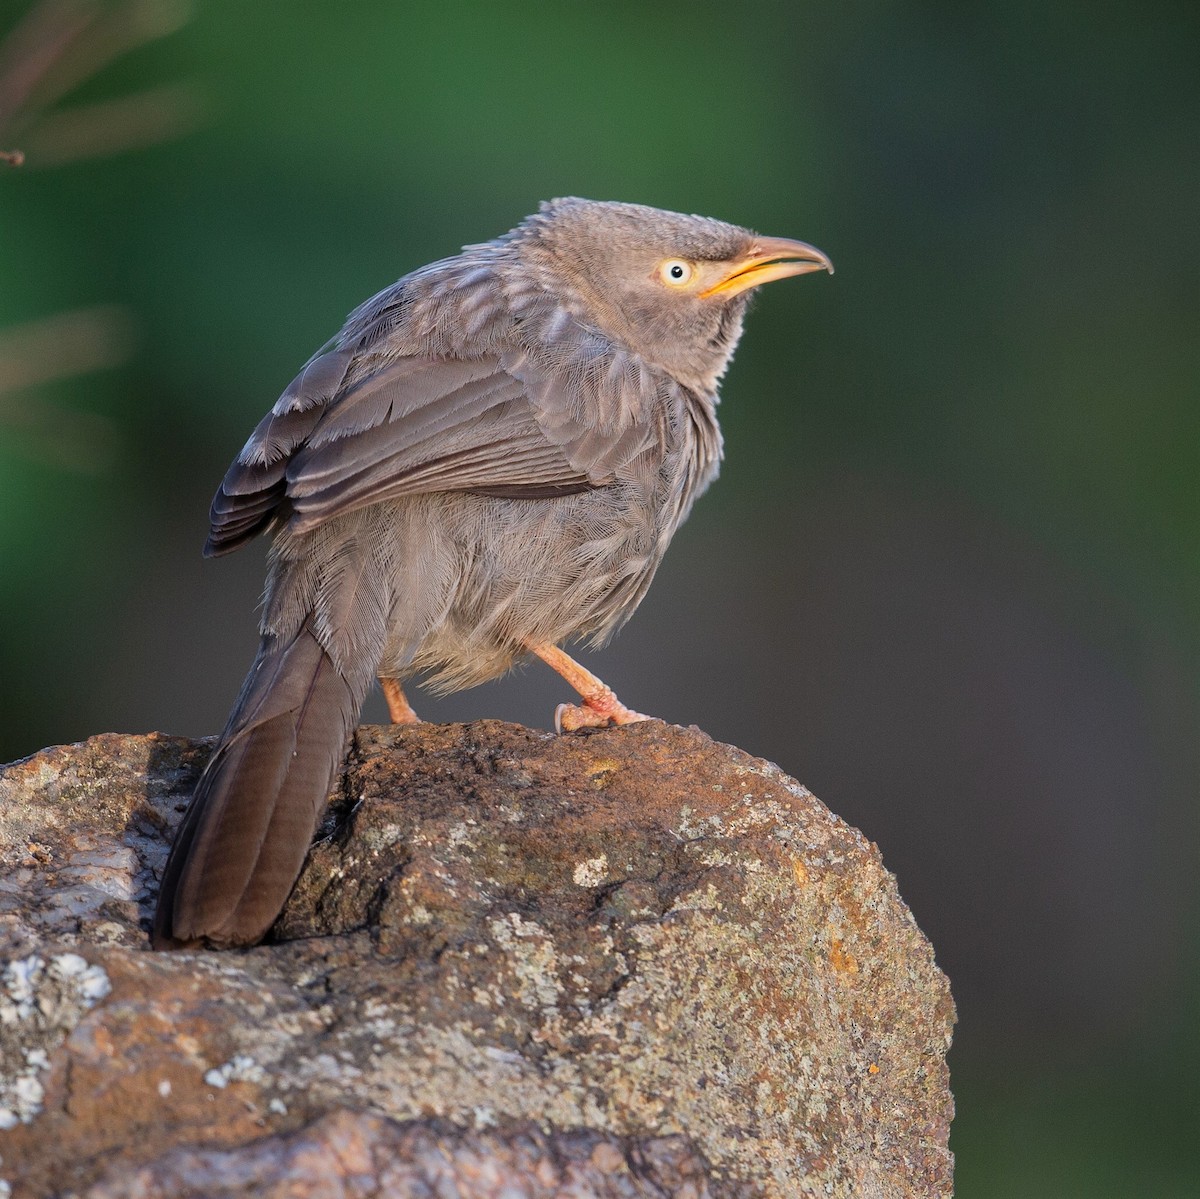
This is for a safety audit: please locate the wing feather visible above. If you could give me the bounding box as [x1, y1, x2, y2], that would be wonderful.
[205, 343, 663, 555]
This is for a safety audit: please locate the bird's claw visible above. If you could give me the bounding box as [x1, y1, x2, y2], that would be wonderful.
[554, 701, 651, 734]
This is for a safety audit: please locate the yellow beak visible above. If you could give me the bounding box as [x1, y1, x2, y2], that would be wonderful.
[700, 236, 834, 299]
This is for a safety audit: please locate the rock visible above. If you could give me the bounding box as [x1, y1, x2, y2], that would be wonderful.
[81, 1110, 718, 1199]
[0, 722, 955, 1197]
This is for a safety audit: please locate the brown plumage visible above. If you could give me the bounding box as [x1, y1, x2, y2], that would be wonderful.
[152, 198, 832, 949]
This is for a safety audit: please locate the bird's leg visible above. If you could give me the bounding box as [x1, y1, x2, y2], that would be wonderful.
[525, 642, 651, 733]
[379, 676, 421, 724]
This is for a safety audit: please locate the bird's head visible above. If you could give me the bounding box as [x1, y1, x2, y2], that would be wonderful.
[510, 197, 832, 393]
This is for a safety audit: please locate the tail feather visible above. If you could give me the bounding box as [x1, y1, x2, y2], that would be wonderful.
[153, 621, 358, 948]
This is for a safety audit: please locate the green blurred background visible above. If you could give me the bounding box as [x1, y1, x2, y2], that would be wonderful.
[2, 0, 1197, 1191]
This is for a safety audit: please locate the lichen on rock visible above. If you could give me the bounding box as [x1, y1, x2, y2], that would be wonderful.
[0, 952, 112, 1129]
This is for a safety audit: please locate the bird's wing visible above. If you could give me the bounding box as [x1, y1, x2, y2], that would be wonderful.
[205, 343, 663, 555]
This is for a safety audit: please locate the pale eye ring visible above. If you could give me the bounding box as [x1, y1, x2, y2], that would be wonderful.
[658, 258, 695, 287]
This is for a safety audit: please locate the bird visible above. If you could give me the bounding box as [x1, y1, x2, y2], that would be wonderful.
[151, 198, 832, 949]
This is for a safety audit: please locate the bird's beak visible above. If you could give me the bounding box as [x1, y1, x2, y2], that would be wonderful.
[700, 236, 834, 299]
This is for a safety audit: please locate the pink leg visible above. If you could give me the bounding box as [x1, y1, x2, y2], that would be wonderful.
[379, 677, 421, 724]
[525, 642, 652, 733]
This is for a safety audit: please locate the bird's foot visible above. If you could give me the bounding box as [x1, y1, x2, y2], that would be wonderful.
[379, 677, 422, 724]
[554, 696, 651, 734]
[523, 641, 653, 734]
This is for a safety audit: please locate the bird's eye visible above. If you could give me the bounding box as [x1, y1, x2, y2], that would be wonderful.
[658, 259, 695, 288]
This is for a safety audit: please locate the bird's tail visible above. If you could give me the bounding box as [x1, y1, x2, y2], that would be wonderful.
[152, 620, 361, 948]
